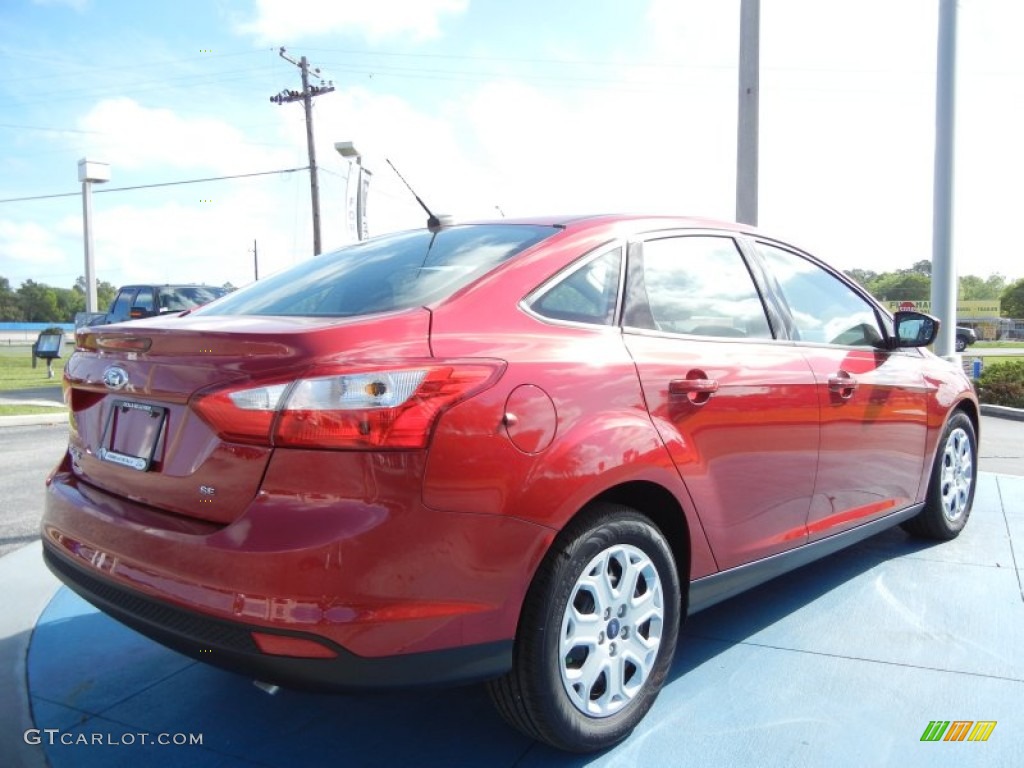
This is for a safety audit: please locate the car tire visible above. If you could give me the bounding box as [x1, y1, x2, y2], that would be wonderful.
[901, 411, 976, 540]
[955, 336, 967, 352]
[487, 503, 681, 753]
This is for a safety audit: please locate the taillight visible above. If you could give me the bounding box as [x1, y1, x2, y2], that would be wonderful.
[193, 362, 502, 449]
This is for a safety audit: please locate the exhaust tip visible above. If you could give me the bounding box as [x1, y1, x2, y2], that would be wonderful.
[253, 680, 281, 695]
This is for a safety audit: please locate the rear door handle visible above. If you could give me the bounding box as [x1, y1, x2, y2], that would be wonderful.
[669, 378, 719, 395]
[669, 376, 719, 406]
[827, 373, 858, 399]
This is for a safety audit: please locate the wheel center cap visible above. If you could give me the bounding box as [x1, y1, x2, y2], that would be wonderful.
[607, 618, 621, 639]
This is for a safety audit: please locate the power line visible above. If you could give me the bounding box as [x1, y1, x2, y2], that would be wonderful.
[0, 166, 309, 204]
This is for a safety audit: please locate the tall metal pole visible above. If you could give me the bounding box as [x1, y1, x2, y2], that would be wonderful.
[931, 0, 958, 359]
[82, 180, 98, 313]
[736, 0, 760, 226]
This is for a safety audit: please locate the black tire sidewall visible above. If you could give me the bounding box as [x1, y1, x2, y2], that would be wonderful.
[521, 509, 681, 752]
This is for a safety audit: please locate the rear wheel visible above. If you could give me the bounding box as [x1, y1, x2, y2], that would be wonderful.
[901, 411, 976, 540]
[487, 503, 681, 752]
[955, 336, 967, 352]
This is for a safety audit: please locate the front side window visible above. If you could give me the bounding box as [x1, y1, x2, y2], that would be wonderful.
[132, 288, 155, 313]
[198, 225, 559, 318]
[109, 289, 137, 321]
[528, 247, 622, 325]
[623, 236, 773, 339]
[757, 243, 884, 347]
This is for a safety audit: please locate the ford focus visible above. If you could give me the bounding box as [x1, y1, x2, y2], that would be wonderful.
[42, 215, 978, 752]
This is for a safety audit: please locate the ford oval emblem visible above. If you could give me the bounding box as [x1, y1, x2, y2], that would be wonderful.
[102, 366, 129, 391]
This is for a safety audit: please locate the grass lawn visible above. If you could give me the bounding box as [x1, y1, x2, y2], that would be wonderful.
[0, 404, 64, 416]
[0, 344, 67, 392]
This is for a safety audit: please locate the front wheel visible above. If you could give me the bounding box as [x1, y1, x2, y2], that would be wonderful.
[901, 410, 977, 540]
[487, 503, 681, 753]
[955, 336, 967, 352]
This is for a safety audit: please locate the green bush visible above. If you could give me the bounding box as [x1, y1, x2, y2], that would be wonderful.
[977, 360, 1024, 408]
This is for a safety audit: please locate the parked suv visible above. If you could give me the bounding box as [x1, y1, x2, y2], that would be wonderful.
[99, 284, 228, 325]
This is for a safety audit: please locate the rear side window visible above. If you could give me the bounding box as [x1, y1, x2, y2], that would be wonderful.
[198, 225, 559, 317]
[624, 236, 773, 339]
[528, 247, 622, 325]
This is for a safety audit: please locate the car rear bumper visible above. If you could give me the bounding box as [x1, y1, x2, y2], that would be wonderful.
[41, 450, 555, 689]
[42, 543, 512, 691]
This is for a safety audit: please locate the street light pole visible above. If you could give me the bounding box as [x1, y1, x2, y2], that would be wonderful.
[931, 0, 959, 359]
[335, 142, 371, 241]
[78, 158, 110, 313]
[736, 0, 760, 226]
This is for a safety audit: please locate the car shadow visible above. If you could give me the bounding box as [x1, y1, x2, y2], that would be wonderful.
[669, 526, 943, 683]
[26, 527, 944, 768]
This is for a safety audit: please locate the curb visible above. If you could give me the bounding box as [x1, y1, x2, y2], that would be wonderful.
[979, 403, 1024, 422]
[0, 411, 68, 427]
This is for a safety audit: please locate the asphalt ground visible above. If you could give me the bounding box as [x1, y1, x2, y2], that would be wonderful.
[1, 391, 1021, 766]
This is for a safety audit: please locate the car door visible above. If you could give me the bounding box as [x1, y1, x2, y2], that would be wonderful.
[622, 234, 820, 570]
[753, 241, 930, 540]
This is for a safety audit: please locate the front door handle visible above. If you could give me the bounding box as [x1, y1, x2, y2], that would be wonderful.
[669, 378, 720, 395]
[827, 372, 858, 399]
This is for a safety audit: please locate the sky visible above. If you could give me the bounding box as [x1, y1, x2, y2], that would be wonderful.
[1, 0, 1023, 298]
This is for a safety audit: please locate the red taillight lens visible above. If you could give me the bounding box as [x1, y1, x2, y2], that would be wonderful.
[193, 363, 501, 449]
[193, 381, 291, 445]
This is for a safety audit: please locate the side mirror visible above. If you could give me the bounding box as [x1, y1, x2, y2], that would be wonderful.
[893, 310, 939, 348]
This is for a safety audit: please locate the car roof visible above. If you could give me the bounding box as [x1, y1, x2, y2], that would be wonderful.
[435, 213, 763, 236]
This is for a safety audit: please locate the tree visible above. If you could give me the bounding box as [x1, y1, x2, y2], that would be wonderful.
[1002, 278, 1024, 318]
[16, 280, 60, 322]
[910, 259, 932, 277]
[959, 273, 1006, 301]
[866, 271, 931, 302]
[844, 269, 878, 287]
[74, 276, 118, 311]
[54, 287, 85, 320]
[0, 276, 23, 321]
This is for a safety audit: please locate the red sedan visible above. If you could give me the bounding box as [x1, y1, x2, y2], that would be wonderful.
[42, 215, 978, 752]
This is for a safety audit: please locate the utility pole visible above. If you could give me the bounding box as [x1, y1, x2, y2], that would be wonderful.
[736, 0, 760, 226]
[270, 48, 335, 256]
[251, 239, 259, 281]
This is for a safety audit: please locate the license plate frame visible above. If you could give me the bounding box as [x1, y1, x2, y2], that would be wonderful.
[98, 400, 167, 471]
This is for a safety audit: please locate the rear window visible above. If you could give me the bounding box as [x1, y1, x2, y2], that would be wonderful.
[196, 225, 559, 317]
[158, 286, 228, 311]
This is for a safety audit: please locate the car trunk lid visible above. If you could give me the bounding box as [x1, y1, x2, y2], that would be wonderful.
[65, 311, 433, 525]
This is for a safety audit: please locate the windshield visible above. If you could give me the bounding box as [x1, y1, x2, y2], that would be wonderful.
[196, 224, 558, 317]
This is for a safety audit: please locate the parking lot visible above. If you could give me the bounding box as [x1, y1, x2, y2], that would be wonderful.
[2, 417, 1022, 767]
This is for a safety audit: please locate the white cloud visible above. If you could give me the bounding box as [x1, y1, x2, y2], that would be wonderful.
[72, 98, 295, 175]
[0, 219, 69, 271]
[237, 0, 468, 45]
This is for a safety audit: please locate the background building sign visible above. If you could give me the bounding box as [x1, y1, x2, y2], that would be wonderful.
[887, 300, 1001, 318]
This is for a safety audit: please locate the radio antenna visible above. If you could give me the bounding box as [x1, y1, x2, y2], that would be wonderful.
[386, 159, 441, 231]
